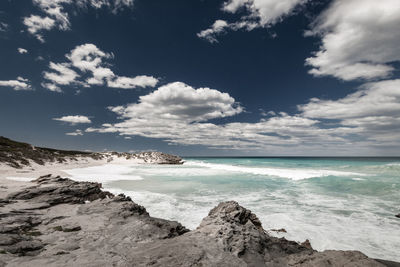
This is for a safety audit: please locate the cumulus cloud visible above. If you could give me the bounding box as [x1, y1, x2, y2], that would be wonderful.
[42, 43, 158, 92]
[83, 78, 400, 154]
[0, 77, 32, 91]
[198, 0, 307, 42]
[85, 81, 361, 153]
[17, 48, 28, 54]
[299, 79, 400, 120]
[23, 0, 133, 42]
[299, 78, 400, 141]
[296, 78, 400, 152]
[305, 0, 400, 81]
[108, 82, 243, 122]
[53, 115, 92, 125]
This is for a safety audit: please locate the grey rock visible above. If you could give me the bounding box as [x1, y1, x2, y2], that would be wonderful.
[6, 240, 44, 256]
[0, 176, 394, 267]
[6, 175, 113, 205]
[54, 243, 80, 251]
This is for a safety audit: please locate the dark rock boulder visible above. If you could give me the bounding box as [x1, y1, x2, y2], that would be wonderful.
[0, 176, 393, 266]
[6, 175, 113, 205]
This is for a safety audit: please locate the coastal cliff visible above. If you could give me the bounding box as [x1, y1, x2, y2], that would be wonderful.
[0, 175, 396, 267]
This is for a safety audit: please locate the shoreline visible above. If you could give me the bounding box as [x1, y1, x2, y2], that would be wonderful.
[1, 173, 398, 266]
[2, 160, 400, 263]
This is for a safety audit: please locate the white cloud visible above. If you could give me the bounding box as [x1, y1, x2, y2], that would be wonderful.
[306, 0, 400, 81]
[41, 82, 62, 93]
[66, 129, 83, 136]
[198, 0, 306, 42]
[197, 20, 229, 43]
[84, 79, 400, 154]
[24, 0, 133, 42]
[107, 75, 159, 89]
[108, 82, 243, 122]
[17, 48, 28, 54]
[298, 78, 400, 149]
[76, 0, 134, 13]
[299, 79, 400, 121]
[85, 81, 358, 152]
[0, 77, 32, 91]
[67, 43, 112, 72]
[53, 115, 92, 125]
[23, 15, 56, 42]
[43, 43, 158, 92]
[43, 62, 79, 86]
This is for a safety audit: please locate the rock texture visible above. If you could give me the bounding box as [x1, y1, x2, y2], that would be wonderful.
[0, 136, 183, 168]
[0, 175, 394, 267]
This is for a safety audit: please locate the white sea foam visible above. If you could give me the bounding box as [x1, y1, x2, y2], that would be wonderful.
[65, 159, 400, 262]
[106, 185, 400, 261]
[102, 184, 400, 262]
[184, 161, 365, 180]
[385, 162, 400, 166]
[64, 164, 143, 184]
[6, 176, 34, 182]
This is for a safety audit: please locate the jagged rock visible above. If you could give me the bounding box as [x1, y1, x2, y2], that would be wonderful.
[6, 175, 113, 205]
[301, 239, 313, 249]
[0, 235, 25, 246]
[0, 176, 393, 266]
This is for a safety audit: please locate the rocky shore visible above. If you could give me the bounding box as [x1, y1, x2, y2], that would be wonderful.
[0, 136, 183, 170]
[0, 175, 398, 267]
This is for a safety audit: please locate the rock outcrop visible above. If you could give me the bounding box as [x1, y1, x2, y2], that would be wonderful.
[0, 175, 394, 266]
[0, 136, 183, 168]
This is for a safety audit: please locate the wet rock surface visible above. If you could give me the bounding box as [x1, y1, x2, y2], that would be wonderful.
[0, 175, 395, 266]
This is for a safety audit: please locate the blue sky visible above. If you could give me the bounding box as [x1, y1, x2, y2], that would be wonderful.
[1, 0, 400, 156]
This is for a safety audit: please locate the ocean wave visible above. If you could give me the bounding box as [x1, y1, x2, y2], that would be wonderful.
[385, 162, 400, 166]
[102, 185, 400, 262]
[184, 161, 365, 180]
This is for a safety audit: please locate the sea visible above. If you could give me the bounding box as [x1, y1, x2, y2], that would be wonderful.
[65, 157, 400, 261]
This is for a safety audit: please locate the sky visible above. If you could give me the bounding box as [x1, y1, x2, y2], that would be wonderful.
[1, 0, 400, 156]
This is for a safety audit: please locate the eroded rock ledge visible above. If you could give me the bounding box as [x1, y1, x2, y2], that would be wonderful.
[0, 175, 394, 266]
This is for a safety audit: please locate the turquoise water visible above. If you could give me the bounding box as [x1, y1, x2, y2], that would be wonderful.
[66, 157, 400, 261]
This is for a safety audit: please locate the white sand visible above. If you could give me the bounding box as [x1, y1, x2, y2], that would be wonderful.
[0, 156, 146, 198]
